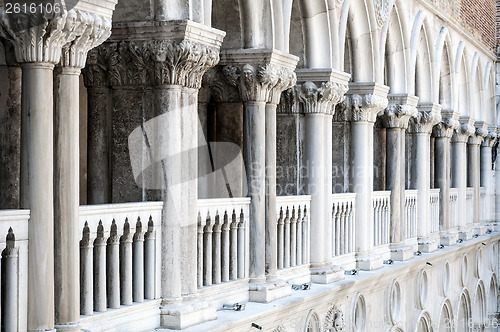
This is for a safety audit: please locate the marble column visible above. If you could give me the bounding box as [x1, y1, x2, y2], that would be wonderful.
[295, 69, 349, 282]
[347, 83, 389, 271]
[54, 18, 111, 331]
[408, 103, 442, 252]
[469, 122, 487, 233]
[432, 110, 459, 246]
[380, 95, 418, 259]
[451, 116, 475, 240]
[481, 127, 497, 224]
[221, 49, 297, 302]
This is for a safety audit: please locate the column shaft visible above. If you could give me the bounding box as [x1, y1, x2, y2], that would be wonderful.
[414, 133, 431, 240]
[265, 103, 278, 279]
[324, 114, 333, 262]
[468, 143, 481, 223]
[386, 128, 403, 244]
[435, 137, 451, 233]
[480, 144, 492, 221]
[54, 67, 81, 329]
[23, 62, 56, 331]
[451, 141, 467, 231]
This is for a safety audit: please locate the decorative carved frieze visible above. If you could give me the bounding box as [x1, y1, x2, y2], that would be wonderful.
[451, 116, 476, 143]
[380, 94, 418, 129]
[294, 81, 348, 115]
[432, 109, 459, 138]
[346, 83, 389, 123]
[324, 305, 345, 331]
[408, 103, 442, 134]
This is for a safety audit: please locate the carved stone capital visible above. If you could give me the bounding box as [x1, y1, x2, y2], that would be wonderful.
[220, 49, 298, 103]
[346, 83, 389, 123]
[295, 81, 348, 115]
[380, 94, 418, 129]
[432, 109, 459, 138]
[451, 116, 476, 143]
[277, 87, 299, 114]
[482, 125, 498, 147]
[202, 67, 240, 103]
[469, 121, 488, 145]
[408, 103, 442, 134]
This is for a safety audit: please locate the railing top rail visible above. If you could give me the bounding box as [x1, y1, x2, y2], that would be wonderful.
[79, 201, 163, 217]
[405, 190, 418, 196]
[0, 209, 29, 242]
[449, 188, 459, 194]
[466, 187, 474, 192]
[430, 188, 440, 195]
[276, 195, 312, 204]
[332, 193, 357, 200]
[197, 197, 251, 208]
[372, 191, 391, 198]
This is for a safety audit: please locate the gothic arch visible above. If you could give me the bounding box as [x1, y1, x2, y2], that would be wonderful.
[454, 42, 471, 117]
[409, 10, 434, 103]
[304, 309, 322, 332]
[472, 280, 487, 329]
[483, 61, 495, 124]
[470, 53, 483, 120]
[415, 311, 433, 332]
[488, 274, 498, 319]
[434, 27, 454, 110]
[437, 299, 454, 332]
[456, 288, 472, 331]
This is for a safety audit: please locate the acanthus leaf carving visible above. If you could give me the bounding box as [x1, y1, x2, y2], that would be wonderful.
[348, 93, 388, 122]
[295, 81, 348, 115]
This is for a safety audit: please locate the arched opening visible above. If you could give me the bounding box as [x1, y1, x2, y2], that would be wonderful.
[487, 276, 498, 325]
[353, 294, 367, 332]
[305, 311, 321, 332]
[472, 282, 487, 330]
[417, 312, 432, 332]
[457, 291, 472, 331]
[438, 300, 453, 332]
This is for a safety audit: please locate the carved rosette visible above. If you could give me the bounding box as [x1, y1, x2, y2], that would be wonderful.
[295, 81, 348, 116]
[408, 104, 442, 134]
[347, 93, 389, 123]
[222, 64, 296, 103]
[0, 9, 106, 65]
[324, 305, 345, 331]
[380, 96, 418, 129]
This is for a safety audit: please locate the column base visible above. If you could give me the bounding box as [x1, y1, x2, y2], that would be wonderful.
[249, 279, 291, 303]
[440, 230, 459, 246]
[473, 224, 486, 236]
[458, 227, 473, 241]
[310, 265, 345, 284]
[390, 244, 414, 261]
[356, 252, 383, 271]
[55, 323, 81, 331]
[418, 237, 438, 253]
[160, 300, 216, 329]
[485, 222, 500, 232]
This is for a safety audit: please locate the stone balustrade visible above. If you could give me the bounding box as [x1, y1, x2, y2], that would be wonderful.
[449, 188, 459, 230]
[466, 187, 474, 225]
[331, 193, 356, 257]
[480, 187, 487, 223]
[405, 190, 418, 240]
[372, 191, 391, 247]
[429, 189, 440, 234]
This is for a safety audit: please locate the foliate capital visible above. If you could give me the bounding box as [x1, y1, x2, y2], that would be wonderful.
[202, 66, 240, 103]
[482, 125, 498, 147]
[451, 116, 475, 143]
[346, 83, 389, 123]
[432, 109, 459, 138]
[380, 94, 418, 129]
[408, 103, 442, 134]
[295, 81, 348, 115]
[469, 121, 488, 145]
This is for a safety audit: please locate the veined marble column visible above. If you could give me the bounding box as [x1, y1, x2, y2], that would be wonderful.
[347, 83, 389, 271]
[295, 69, 349, 282]
[380, 95, 418, 259]
[408, 103, 442, 253]
[432, 110, 459, 246]
[54, 17, 111, 331]
[221, 49, 297, 302]
[481, 127, 497, 224]
[451, 116, 475, 240]
[469, 122, 488, 233]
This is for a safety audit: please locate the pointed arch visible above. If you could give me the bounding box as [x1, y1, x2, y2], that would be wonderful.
[470, 53, 484, 120]
[455, 42, 471, 117]
[434, 27, 455, 110]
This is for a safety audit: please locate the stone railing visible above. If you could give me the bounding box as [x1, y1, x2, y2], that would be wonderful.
[197, 198, 250, 287]
[78, 202, 162, 330]
[0, 210, 29, 331]
[449, 188, 459, 227]
[405, 190, 418, 240]
[480, 187, 487, 223]
[331, 193, 356, 257]
[372, 191, 391, 247]
[276, 195, 311, 271]
[466, 187, 474, 224]
[429, 189, 440, 234]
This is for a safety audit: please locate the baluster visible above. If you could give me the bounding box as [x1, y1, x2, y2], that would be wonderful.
[373, 199, 378, 246]
[349, 202, 354, 253]
[341, 202, 347, 255]
[229, 210, 238, 280]
[296, 207, 303, 265]
[144, 217, 156, 300]
[303, 207, 309, 264]
[385, 198, 390, 243]
[284, 207, 291, 268]
[290, 207, 297, 267]
[197, 213, 204, 288]
[237, 209, 245, 279]
[333, 202, 339, 256]
[277, 207, 284, 270]
[221, 212, 230, 283]
[93, 221, 106, 312]
[133, 218, 144, 303]
[2, 228, 18, 331]
[107, 219, 120, 309]
[203, 212, 213, 286]
[212, 214, 222, 285]
[120, 219, 133, 305]
[80, 222, 93, 315]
